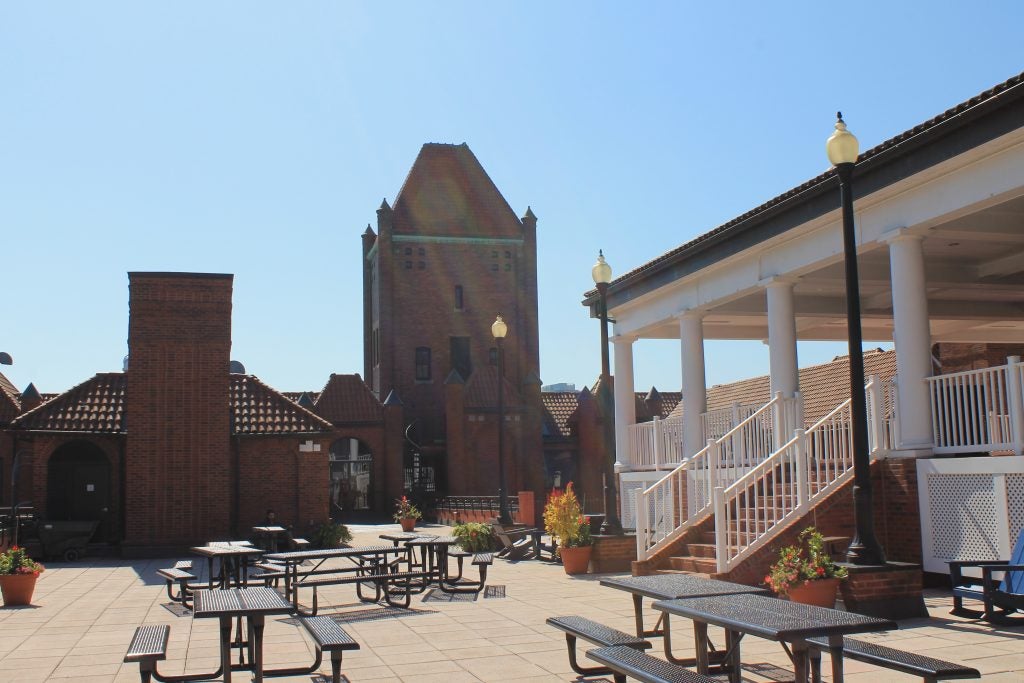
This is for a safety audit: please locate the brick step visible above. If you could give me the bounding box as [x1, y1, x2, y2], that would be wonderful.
[681, 543, 716, 558]
[669, 556, 718, 573]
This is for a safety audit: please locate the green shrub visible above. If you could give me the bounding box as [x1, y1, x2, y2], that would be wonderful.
[452, 522, 495, 552]
[311, 521, 353, 549]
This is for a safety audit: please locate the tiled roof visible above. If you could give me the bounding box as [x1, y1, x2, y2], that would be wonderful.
[11, 372, 330, 435]
[695, 349, 897, 425]
[0, 371, 19, 424]
[312, 374, 383, 424]
[464, 366, 522, 409]
[12, 373, 127, 432]
[636, 390, 681, 420]
[589, 71, 1024, 301]
[542, 392, 579, 438]
[230, 375, 332, 435]
[391, 143, 524, 238]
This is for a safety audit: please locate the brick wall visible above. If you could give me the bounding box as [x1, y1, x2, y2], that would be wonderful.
[591, 533, 637, 573]
[237, 435, 331, 535]
[934, 342, 1024, 373]
[125, 272, 233, 547]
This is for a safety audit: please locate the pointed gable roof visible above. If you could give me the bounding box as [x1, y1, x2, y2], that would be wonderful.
[12, 373, 127, 432]
[0, 370, 19, 424]
[230, 375, 332, 435]
[391, 143, 523, 238]
[312, 374, 384, 424]
[541, 391, 579, 438]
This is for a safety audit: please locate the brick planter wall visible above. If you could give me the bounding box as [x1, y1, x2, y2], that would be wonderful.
[591, 533, 637, 573]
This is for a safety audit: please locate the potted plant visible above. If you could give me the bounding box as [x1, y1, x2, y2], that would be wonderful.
[310, 521, 353, 549]
[543, 483, 593, 575]
[393, 496, 422, 532]
[0, 545, 44, 607]
[452, 522, 495, 552]
[765, 527, 848, 607]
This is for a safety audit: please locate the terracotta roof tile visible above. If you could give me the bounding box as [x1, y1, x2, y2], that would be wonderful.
[312, 374, 383, 424]
[391, 143, 523, 238]
[590, 71, 1024, 300]
[695, 349, 897, 425]
[541, 392, 579, 438]
[12, 373, 127, 432]
[230, 375, 332, 435]
[0, 370, 19, 424]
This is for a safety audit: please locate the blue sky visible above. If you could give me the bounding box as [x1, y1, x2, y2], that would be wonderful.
[3, 2, 1023, 396]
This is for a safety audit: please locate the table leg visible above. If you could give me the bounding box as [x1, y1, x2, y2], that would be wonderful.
[219, 616, 233, 683]
[693, 620, 710, 674]
[632, 594, 645, 637]
[828, 635, 845, 683]
[792, 640, 810, 683]
[251, 615, 266, 683]
[725, 630, 742, 683]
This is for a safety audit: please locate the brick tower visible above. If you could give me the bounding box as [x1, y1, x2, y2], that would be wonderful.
[362, 143, 544, 504]
[124, 272, 233, 548]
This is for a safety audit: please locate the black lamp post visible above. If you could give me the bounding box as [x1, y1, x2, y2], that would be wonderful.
[827, 112, 886, 566]
[491, 314, 513, 524]
[592, 251, 624, 535]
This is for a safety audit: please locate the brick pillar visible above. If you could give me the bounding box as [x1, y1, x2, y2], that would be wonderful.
[125, 272, 233, 549]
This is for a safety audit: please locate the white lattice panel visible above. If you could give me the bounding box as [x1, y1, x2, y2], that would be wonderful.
[1007, 473, 1024, 543]
[620, 480, 644, 530]
[927, 474, 999, 561]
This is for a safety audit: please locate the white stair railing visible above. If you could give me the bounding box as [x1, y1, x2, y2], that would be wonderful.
[636, 392, 797, 560]
[713, 377, 884, 573]
[628, 415, 685, 469]
[927, 358, 1023, 454]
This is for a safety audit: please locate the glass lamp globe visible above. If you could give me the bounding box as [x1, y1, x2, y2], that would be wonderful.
[592, 250, 612, 285]
[491, 315, 508, 339]
[826, 112, 859, 166]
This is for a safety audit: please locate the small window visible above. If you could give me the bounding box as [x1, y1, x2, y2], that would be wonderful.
[415, 347, 431, 381]
[418, 247, 425, 256]
[504, 263, 511, 271]
[454, 285, 464, 310]
[405, 261, 413, 270]
[404, 247, 412, 256]
[489, 347, 498, 365]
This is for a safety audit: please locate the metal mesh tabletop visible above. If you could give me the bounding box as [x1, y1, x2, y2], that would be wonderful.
[653, 593, 896, 641]
[601, 574, 770, 600]
[406, 535, 459, 546]
[193, 587, 292, 618]
[191, 544, 264, 558]
[265, 545, 400, 563]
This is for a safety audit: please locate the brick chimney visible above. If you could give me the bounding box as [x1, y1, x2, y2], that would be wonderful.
[124, 272, 233, 549]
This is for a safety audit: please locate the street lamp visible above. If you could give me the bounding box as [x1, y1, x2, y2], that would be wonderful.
[592, 251, 623, 535]
[491, 314, 513, 524]
[826, 112, 886, 565]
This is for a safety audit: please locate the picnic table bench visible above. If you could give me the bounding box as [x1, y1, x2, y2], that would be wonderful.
[806, 636, 980, 682]
[587, 645, 719, 683]
[546, 615, 651, 676]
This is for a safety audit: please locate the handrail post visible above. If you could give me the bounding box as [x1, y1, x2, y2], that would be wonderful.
[636, 489, 649, 560]
[1008, 356, 1024, 456]
[653, 416, 664, 470]
[793, 428, 808, 505]
[772, 391, 784, 450]
[713, 486, 727, 573]
[866, 375, 884, 455]
[707, 438, 719, 493]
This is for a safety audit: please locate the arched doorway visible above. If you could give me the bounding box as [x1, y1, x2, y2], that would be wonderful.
[47, 441, 113, 541]
[329, 438, 373, 522]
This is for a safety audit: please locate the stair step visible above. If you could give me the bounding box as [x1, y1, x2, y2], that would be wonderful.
[682, 543, 716, 558]
[669, 556, 718, 573]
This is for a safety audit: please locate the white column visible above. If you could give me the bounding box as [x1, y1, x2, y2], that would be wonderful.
[765, 279, 800, 398]
[612, 335, 636, 469]
[886, 231, 933, 450]
[678, 311, 707, 458]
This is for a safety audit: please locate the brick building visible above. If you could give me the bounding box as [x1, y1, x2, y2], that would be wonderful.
[361, 143, 547, 513]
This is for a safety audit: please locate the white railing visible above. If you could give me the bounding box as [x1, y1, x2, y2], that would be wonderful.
[628, 415, 685, 470]
[636, 392, 799, 560]
[713, 377, 885, 573]
[927, 357, 1024, 455]
[628, 402, 765, 470]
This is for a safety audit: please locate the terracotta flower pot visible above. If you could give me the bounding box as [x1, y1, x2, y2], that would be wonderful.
[786, 577, 840, 607]
[559, 545, 592, 575]
[399, 518, 417, 532]
[0, 573, 39, 607]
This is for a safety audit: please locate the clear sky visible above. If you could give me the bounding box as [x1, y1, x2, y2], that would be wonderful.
[3, 2, 1023, 397]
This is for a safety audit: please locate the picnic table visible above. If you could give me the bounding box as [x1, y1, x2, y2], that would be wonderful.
[192, 586, 293, 683]
[404, 535, 470, 593]
[265, 545, 408, 611]
[191, 542, 264, 588]
[252, 525, 288, 552]
[653, 592, 897, 683]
